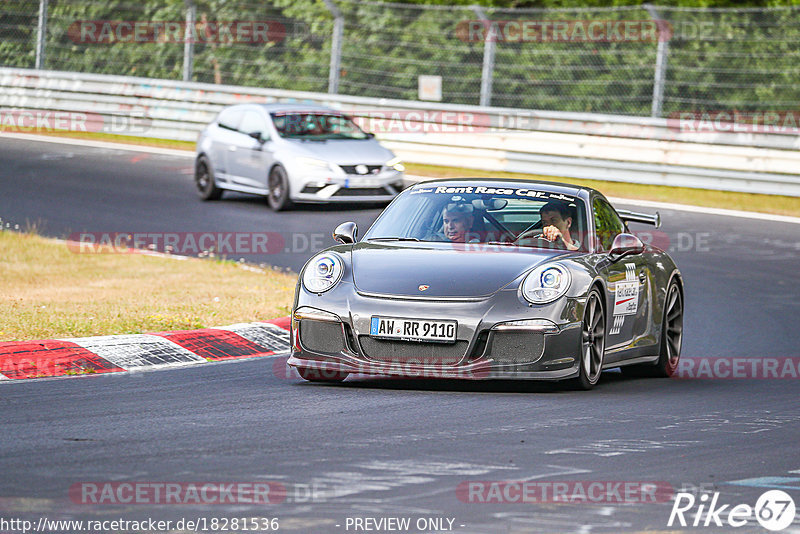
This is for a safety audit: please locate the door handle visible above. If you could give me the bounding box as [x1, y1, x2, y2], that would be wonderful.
[228, 145, 237, 152]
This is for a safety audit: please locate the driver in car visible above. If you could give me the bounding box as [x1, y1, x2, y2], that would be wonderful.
[518, 201, 580, 251]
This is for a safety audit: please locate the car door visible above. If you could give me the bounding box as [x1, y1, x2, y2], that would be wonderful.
[227, 109, 275, 190]
[592, 195, 649, 360]
[211, 107, 245, 184]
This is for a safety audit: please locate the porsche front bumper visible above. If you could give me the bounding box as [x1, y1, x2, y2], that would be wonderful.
[287, 286, 586, 381]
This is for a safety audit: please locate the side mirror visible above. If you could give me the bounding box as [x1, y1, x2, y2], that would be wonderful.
[248, 131, 267, 143]
[333, 222, 358, 244]
[608, 233, 644, 259]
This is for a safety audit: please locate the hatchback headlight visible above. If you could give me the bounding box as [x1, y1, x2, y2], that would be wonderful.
[521, 263, 571, 304]
[385, 156, 405, 172]
[296, 156, 331, 169]
[302, 253, 345, 293]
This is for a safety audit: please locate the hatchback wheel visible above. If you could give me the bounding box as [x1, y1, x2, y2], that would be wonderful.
[267, 165, 293, 211]
[195, 157, 222, 201]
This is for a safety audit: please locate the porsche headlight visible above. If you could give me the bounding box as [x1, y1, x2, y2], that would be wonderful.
[385, 156, 405, 172]
[302, 253, 344, 293]
[521, 263, 571, 304]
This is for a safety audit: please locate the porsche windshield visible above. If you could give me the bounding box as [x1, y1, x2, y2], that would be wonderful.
[270, 112, 369, 140]
[364, 185, 588, 251]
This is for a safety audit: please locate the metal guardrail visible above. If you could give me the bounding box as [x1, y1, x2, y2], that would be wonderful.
[1, 67, 799, 196]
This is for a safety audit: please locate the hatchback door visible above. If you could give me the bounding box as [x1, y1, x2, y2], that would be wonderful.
[227, 109, 275, 190]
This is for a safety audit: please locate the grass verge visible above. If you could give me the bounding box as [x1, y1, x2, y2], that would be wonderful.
[405, 163, 800, 218]
[0, 230, 296, 341]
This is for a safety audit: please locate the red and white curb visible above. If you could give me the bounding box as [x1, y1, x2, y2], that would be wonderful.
[0, 317, 291, 380]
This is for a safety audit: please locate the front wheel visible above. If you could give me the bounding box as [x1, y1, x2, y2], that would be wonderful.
[572, 288, 605, 390]
[297, 367, 348, 383]
[267, 165, 293, 211]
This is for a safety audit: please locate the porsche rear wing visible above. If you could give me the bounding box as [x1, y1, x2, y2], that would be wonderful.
[617, 209, 661, 228]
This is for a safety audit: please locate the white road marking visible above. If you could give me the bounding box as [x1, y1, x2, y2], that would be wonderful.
[0, 132, 194, 158]
[407, 174, 800, 225]
[2, 133, 797, 224]
[545, 439, 698, 457]
[606, 195, 800, 225]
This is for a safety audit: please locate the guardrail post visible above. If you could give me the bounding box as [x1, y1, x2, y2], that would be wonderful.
[644, 4, 669, 118]
[35, 0, 48, 69]
[472, 5, 495, 108]
[322, 0, 344, 94]
[182, 0, 195, 82]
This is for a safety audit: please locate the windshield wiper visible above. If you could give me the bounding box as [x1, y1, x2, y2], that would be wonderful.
[367, 237, 421, 242]
[486, 241, 538, 248]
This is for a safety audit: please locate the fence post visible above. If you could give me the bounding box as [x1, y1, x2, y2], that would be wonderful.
[472, 5, 495, 107]
[35, 0, 48, 69]
[644, 4, 669, 118]
[183, 0, 195, 82]
[322, 0, 344, 94]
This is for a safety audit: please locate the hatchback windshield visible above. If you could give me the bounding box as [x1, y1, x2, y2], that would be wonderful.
[364, 184, 588, 251]
[270, 112, 369, 140]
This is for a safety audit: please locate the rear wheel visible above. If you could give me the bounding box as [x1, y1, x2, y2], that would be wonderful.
[195, 156, 222, 200]
[572, 288, 605, 390]
[297, 367, 348, 383]
[622, 279, 683, 378]
[267, 165, 293, 211]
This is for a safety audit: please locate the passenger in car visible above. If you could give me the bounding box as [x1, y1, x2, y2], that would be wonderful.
[426, 202, 482, 243]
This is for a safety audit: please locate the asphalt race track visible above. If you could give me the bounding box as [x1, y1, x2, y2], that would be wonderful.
[1, 136, 799, 533]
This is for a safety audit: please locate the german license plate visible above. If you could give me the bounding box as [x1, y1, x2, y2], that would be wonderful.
[370, 316, 457, 343]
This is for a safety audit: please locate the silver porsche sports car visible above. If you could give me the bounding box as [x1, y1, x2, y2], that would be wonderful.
[288, 179, 684, 389]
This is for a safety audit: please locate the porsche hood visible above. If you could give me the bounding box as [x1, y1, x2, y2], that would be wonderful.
[350, 242, 566, 298]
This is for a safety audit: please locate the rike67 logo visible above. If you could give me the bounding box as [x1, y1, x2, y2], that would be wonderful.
[669, 490, 796, 531]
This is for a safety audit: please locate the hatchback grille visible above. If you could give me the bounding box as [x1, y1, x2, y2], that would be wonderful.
[358, 336, 468, 366]
[333, 187, 391, 197]
[340, 164, 382, 175]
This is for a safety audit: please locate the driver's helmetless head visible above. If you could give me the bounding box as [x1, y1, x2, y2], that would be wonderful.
[540, 201, 573, 235]
[442, 202, 474, 242]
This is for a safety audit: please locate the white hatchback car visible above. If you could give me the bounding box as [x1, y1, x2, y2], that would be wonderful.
[195, 103, 406, 211]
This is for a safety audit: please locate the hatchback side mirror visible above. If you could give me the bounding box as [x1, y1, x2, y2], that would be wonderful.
[608, 233, 644, 260]
[333, 222, 358, 244]
[248, 131, 267, 143]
